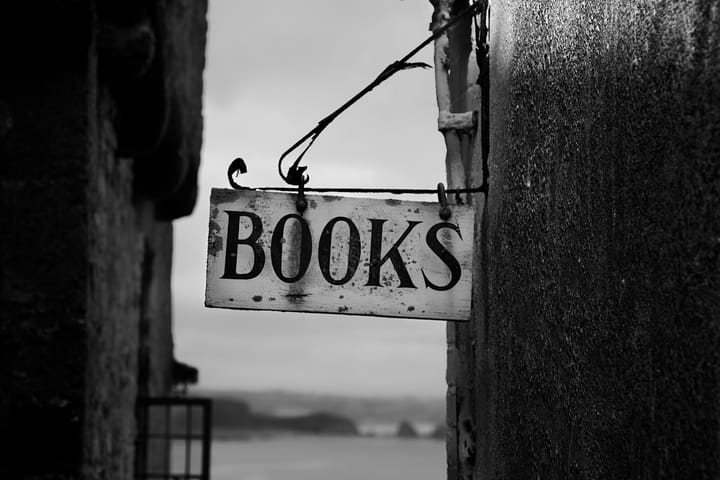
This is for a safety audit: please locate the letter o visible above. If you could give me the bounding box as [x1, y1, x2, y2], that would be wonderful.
[318, 217, 361, 285]
[271, 214, 312, 283]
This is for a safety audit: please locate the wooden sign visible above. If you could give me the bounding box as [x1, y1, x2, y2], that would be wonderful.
[205, 188, 475, 321]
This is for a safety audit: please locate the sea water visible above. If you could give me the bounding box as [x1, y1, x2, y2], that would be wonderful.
[173, 436, 444, 480]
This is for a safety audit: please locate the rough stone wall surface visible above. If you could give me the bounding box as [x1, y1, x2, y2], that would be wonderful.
[83, 91, 143, 480]
[83, 99, 175, 478]
[136, 215, 175, 477]
[0, 0, 206, 478]
[474, 1, 720, 479]
[0, 2, 94, 477]
[138, 217, 175, 399]
[132, 0, 208, 219]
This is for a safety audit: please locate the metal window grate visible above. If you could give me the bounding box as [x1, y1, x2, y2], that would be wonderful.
[135, 397, 213, 480]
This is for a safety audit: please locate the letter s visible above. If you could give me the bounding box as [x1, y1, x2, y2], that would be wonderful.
[421, 222, 462, 291]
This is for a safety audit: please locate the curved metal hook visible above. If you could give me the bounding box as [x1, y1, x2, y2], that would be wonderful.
[437, 182, 452, 220]
[278, 151, 310, 185]
[277, 131, 315, 186]
[227, 157, 249, 189]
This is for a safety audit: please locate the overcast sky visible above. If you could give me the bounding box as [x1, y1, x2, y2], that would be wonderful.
[172, 0, 449, 398]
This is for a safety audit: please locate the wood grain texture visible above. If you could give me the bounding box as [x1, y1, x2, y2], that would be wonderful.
[206, 189, 475, 321]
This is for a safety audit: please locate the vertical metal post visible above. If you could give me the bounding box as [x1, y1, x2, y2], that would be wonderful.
[135, 399, 149, 480]
[201, 400, 212, 480]
[185, 406, 192, 477]
[165, 403, 171, 478]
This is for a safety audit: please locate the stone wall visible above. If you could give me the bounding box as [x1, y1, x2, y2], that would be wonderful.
[0, 3, 95, 476]
[0, 1, 206, 478]
[455, 1, 720, 478]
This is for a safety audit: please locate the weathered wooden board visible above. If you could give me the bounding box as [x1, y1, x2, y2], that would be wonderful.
[205, 188, 475, 321]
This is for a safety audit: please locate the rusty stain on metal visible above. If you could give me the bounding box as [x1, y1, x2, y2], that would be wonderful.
[207, 219, 223, 257]
[213, 188, 241, 204]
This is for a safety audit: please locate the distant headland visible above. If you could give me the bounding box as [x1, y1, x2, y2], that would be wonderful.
[210, 396, 358, 437]
[185, 389, 445, 440]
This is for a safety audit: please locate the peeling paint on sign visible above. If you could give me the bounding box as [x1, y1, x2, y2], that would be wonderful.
[205, 188, 475, 321]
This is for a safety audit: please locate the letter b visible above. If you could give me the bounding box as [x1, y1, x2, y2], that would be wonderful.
[222, 211, 265, 279]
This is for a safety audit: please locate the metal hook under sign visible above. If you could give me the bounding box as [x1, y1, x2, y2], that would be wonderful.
[437, 183, 452, 220]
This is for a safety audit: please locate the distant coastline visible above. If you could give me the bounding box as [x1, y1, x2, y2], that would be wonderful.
[197, 388, 444, 422]
[210, 396, 358, 437]
[184, 389, 445, 441]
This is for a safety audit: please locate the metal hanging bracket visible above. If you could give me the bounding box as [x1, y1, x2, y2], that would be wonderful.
[227, 1, 484, 191]
[227, 159, 487, 197]
[226, 0, 488, 205]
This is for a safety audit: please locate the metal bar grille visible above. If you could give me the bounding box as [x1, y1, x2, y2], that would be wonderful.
[135, 397, 213, 480]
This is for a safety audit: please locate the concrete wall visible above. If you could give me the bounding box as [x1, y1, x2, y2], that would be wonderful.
[454, 1, 720, 478]
[0, 1, 206, 478]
